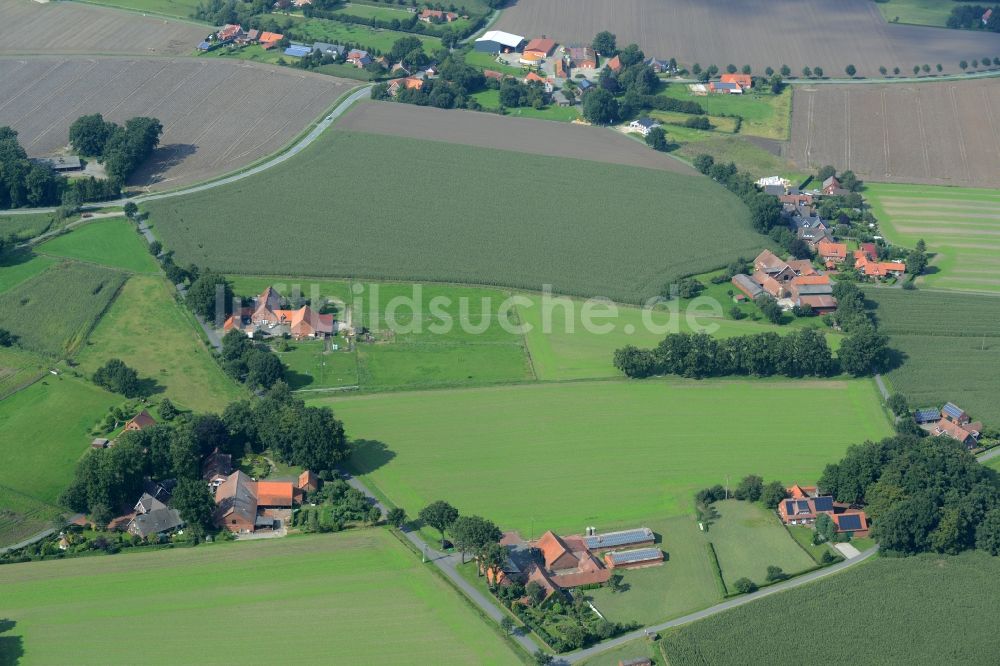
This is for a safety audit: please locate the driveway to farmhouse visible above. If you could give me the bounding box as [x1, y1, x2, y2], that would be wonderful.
[340, 470, 880, 664]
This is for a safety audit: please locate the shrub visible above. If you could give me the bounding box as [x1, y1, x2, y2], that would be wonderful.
[734, 577, 757, 594]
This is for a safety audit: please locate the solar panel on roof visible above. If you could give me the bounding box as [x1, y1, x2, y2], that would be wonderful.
[838, 514, 863, 531]
[813, 496, 834, 512]
[609, 548, 661, 564]
[584, 528, 652, 549]
[943, 403, 964, 419]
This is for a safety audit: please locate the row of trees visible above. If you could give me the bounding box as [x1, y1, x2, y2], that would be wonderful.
[691, 154, 782, 234]
[0, 127, 66, 209]
[68, 114, 163, 185]
[613, 328, 837, 379]
[820, 435, 1000, 556]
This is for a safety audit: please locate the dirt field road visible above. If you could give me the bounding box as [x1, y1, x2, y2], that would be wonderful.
[0, 56, 351, 191]
[337, 100, 695, 173]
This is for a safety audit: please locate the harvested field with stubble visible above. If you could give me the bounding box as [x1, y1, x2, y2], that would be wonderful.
[494, 0, 1000, 78]
[338, 101, 695, 173]
[0, 57, 350, 190]
[0, 0, 204, 56]
[789, 80, 1000, 188]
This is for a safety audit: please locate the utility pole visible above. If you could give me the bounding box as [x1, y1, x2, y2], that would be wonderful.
[725, 475, 730, 500]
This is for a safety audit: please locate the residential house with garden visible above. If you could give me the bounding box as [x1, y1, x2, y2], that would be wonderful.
[223, 286, 335, 340]
[930, 402, 982, 448]
[777, 485, 869, 538]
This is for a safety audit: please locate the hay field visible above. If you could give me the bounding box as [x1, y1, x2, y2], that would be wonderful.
[324, 378, 892, 536]
[866, 183, 1000, 293]
[0, 57, 349, 190]
[0, 0, 204, 56]
[338, 101, 695, 173]
[494, 0, 1000, 77]
[789, 80, 1000, 188]
[146, 130, 763, 303]
[0, 530, 520, 665]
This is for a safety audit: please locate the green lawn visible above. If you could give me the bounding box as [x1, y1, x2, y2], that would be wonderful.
[471, 90, 581, 122]
[280, 340, 359, 389]
[0, 374, 118, 538]
[865, 183, 1000, 293]
[676, 135, 806, 183]
[659, 85, 792, 140]
[587, 515, 721, 627]
[0, 262, 126, 357]
[146, 130, 763, 304]
[0, 253, 56, 295]
[464, 50, 525, 76]
[323, 378, 891, 535]
[663, 551, 1000, 664]
[875, 0, 988, 27]
[707, 500, 815, 589]
[74, 275, 244, 412]
[517, 292, 843, 381]
[38, 218, 158, 274]
[0, 530, 521, 665]
[985, 457, 1000, 472]
[649, 110, 738, 133]
[866, 288, 1000, 427]
[786, 524, 836, 563]
[282, 15, 441, 53]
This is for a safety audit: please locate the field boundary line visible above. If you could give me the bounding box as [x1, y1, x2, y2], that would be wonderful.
[68, 0, 213, 28]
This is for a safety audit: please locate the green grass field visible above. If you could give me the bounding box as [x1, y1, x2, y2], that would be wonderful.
[649, 110, 738, 134]
[0, 253, 56, 295]
[0, 212, 56, 242]
[330, 3, 475, 30]
[866, 183, 1000, 293]
[0, 530, 521, 665]
[707, 500, 815, 588]
[875, 0, 988, 27]
[867, 288, 1000, 426]
[0, 374, 119, 545]
[146, 130, 762, 304]
[280, 340, 360, 389]
[324, 379, 891, 535]
[0, 262, 126, 357]
[283, 15, 442, 52]
[73, 0, 202, 20]
[464, 50, 525, 76]
[662, 551, 1000, 664]
[0, 345, 50, 399]
[38, 218, 158, 274]
[471, 89, 582, 122]
[676, 135, 806, 182]
[659, 85, 791, 140]
[985, 457, 1000, 472]
[74, 276, 244, 412]
[517, 291, 843, 381]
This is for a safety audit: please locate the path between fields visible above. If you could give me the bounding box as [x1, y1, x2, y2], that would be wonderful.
[339, 470, 879, 663]
[14, 211, 124, 248]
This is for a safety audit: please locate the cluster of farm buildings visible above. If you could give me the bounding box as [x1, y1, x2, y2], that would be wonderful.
[915, 402, 984, 448]
[223, 286, 352, 340]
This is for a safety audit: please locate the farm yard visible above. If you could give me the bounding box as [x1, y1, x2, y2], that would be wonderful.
[867, 288, 1000, 427]
[325, 378, 892, 536]
[493, 0, 1000, 78]
[145, 129, 763, 303]
[0, 57, 350, 191]
[866, 183, 1000, 293]
[0, 0, 204, 56]
[0, 530, 521, 664]
[661, 551, 1000, 664]
[789, 80, 1000, 189]
[0, 262, 125, 357]
[337, 101, 694, 173]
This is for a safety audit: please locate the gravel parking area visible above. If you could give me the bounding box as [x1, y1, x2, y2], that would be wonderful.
[0, 56, 352, 190]
[337, 100, 695, 173]
[789, 79, 1000, 188]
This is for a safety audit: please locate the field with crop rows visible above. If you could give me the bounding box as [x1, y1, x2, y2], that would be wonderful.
[866, 183, 1000, 293]
[322, 378, 891, 536]
[0, 213, 57, 243]
[0, 262, 125, 357]
[147, 130, 763, 303]
[868, 288, 1000, 425]
[662, 551, 1000, 664]
[0, 530, 520, 664]
[790, 80, 1000, 189]
[0, 0, 204, 55]
[494, 0, 1000, 77]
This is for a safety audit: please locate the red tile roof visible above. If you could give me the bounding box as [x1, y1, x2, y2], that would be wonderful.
[256, 481, 294, 507]
[523, 38, 555, 56]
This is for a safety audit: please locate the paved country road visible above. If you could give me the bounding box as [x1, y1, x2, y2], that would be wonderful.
[340, 470, 879, 664]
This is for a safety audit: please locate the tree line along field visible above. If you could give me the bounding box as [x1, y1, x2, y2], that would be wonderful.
[789, 80, 1000, 190]
[865, 183, 1000, 293]
[493, 0, 1000, 78]
[867, 288, 1000, 427]
[875, 0, 989, 27]
[319, 378, 892, 537]
[0, 57, 349, 191]
[0, 0, 204, 56]
[0, 530, 521, 664]
[661, 551, 1000, 664]
[146, 129, 764, 304]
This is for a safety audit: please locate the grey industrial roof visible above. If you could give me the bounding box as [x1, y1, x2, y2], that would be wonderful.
[606, 548, 662, 565]
[584, 527, 653, 550]
[476, 30, 524, 48]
